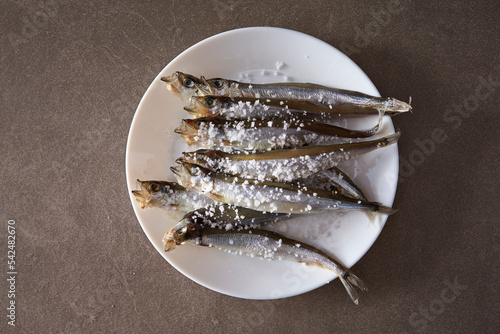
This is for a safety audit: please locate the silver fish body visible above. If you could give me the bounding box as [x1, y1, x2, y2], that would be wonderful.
[180, 206, 292, 229]
[231, 82, 406, 111]
[178, 131, 400, 182]
[198, 77, 411, 115]
[175, 117, 380, 151]
[186, 96, 389, 119]
[171, 163, 395, 216]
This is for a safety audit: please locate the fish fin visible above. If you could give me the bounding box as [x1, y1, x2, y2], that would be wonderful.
[374, 107, 385, 131]
[339, 274, 360, 305]
[339, 271, 367, 305]
[382, 130, 401, 147]
[200, 76, 212, 94]
[346, 271, 368, 291]
[363, 203, 398, 223]
[209, 193, 226, 203]
[363, 211, 377, 224]
[376, 203, 398, 216]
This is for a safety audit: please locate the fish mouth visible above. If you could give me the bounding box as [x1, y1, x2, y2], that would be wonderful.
[174, 121, 199, 144]
[183, 105, 196, 115]
[173, 126, 184, 135]
[132, 189, 148, 209]
[162, 231, 178, 252]
[170, 165, 182, 177]
[160, 72, 178, 84]
[132, 180, 153, 208]
[174, 120, 195, 136]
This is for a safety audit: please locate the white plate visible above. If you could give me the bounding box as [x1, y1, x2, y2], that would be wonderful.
[125, 27, 398, 300]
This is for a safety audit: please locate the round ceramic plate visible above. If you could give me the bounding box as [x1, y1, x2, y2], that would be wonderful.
[125, 27, 398, 300]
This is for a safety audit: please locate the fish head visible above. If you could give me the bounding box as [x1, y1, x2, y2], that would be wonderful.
[170, 162, 214, 193]
[132, 180, 177, 209]
[163, 218, 202, 252]
[184, 96, 224, 117]
[161, 72, 202, 101]
[178, 149, 215, 168]
[203, 77, 230, 96]
[175, 118, 225, 144]
[174, 119, 203, 145]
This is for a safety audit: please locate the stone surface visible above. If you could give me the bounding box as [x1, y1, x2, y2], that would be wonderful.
[1, 0, 499, 333]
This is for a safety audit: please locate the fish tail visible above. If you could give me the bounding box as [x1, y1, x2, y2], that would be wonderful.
[338, 270, 367, 305]
[346, 271, 368, 291]
[376, 203, 398, 215]
[339, 276, 359, 305]
[363, 203, 398, 223]
[380, 130, 401, 148]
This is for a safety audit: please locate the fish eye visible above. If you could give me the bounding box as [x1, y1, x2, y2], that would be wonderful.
[150, 182, 160, 193]
[177, 226, 187, 235]
[205, 97, 215, 108]
[212, 79, 223, 88]
[184, 78, 195, 88]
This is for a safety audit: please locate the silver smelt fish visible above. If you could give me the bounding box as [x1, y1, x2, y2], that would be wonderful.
[131, 180, 218, 211]
[132, 167, 366, 212]
[175, 115, 382, 151]
[163, 219, 368, 304]
[161, 72, 411, 115]
[177, 131, 400, 182]
[170, 162, 396, 217]
[185, 95, 395, 119]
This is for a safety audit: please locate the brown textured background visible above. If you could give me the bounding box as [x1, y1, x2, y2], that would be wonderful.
[1, 0, 499, 333]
